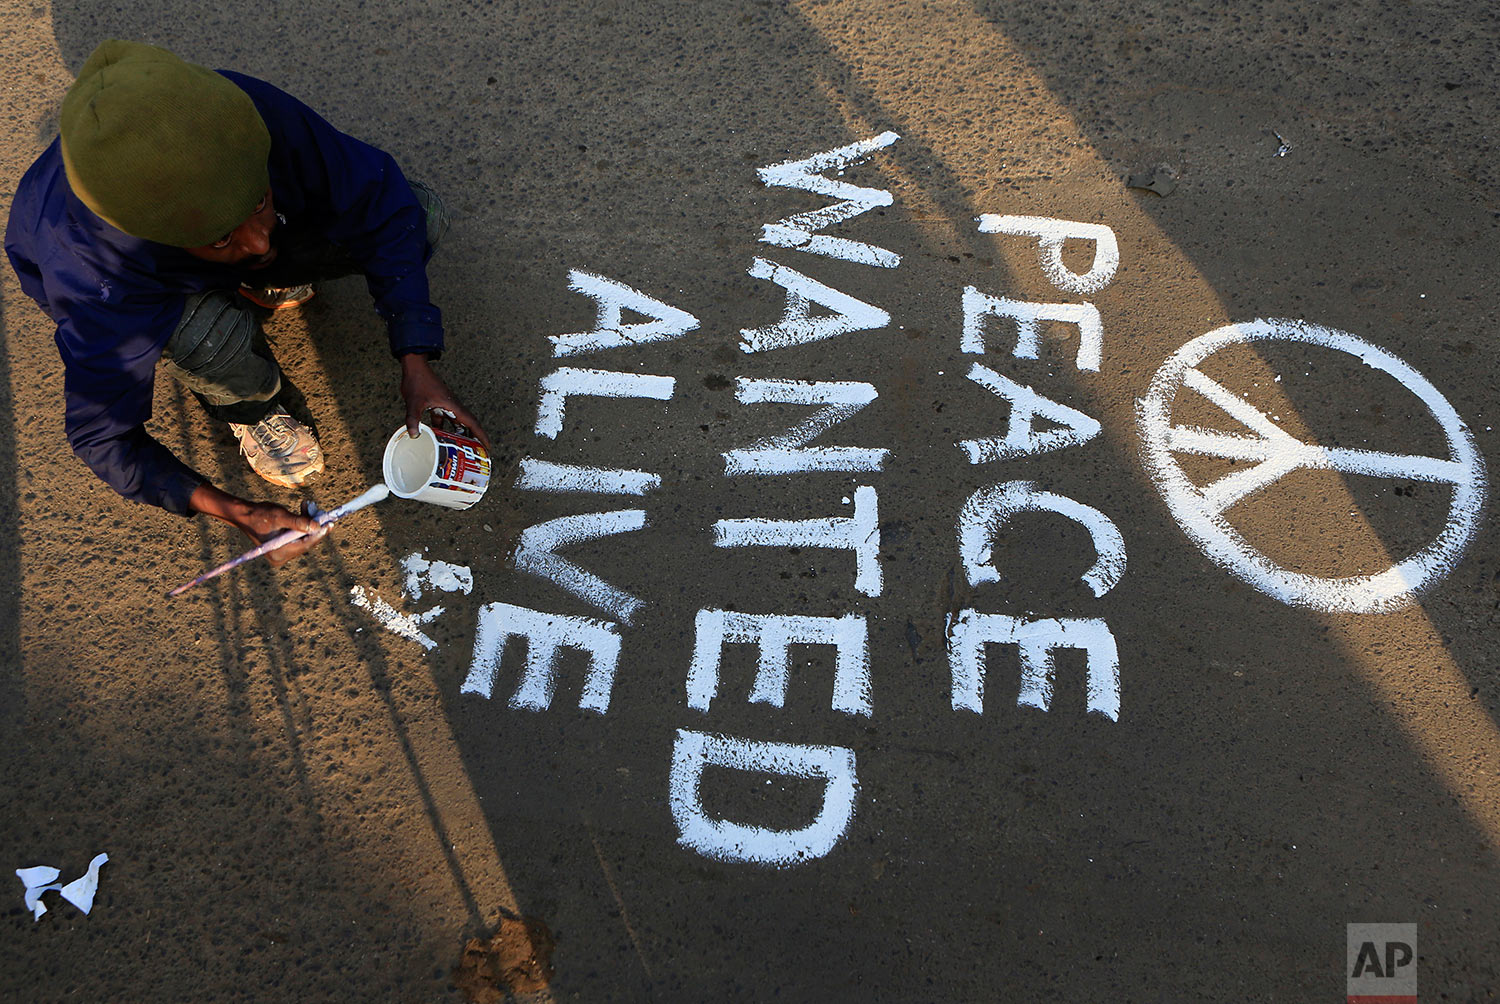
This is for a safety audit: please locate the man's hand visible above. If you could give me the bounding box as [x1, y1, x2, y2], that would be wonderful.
[399, 351, 491, 450]
[189, 484, 329, 567]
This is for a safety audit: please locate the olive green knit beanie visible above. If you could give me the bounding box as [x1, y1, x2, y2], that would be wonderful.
[59, 40, 270, 248]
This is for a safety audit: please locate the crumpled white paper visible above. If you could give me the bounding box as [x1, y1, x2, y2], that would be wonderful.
[16, 852, 108, 921]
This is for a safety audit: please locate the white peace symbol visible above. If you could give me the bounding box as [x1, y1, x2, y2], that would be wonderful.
[1138, 318, 1487, 613]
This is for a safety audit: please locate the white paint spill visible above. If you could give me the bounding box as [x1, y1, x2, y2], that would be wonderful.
[351, 553, 472, 651]
[947, 610, 1121, 721]
[962, 285, 1103, 372]
[669, 729, 858, 867]
[463, 602, 621, 713]
[1138, 318, 1487, 613]
[401, 552, 474, 602]
[534, 367, 675, 440]
[958, 362, 1102, 463]
[959, 481, 1126, 597]
[550, 270, 701, 357]
[687, 609, 871, 716]
[975, 214, 1120, 295]
[757, 131, 901, 267]
[16, 853, 108, 921]
[713, 484, 882, 596]
[723, 377, 889, 475]
[350, 585, 442, 650]
[511, 510, 649, 624]
[740, 258, 891, 353]
[515, 458, 661, 495]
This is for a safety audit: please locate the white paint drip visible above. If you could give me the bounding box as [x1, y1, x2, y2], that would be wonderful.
[400, 552, 474, 603]
[947, 610, 1121, 721]
[740, 258, 891, 353]
[350, 585, 443, 651]
[713, 484, 882, 596]
[958, 362, 1102, 463]
[534, 367, 675, 440]
[669, 729, 859, 867]
[960, 481, 1126, 597]
[723, 377, 889, 475]
[962, 285, 1103, 372]
[757, 131, 901, 267]
[511, 510, 649, 624]
[463, 601, 621, 713]
[1138, 318, 1488, 613]
[324, 482, 391, 519]
[550, 269, 701, 357]
[976, 214, 1120, 295]
[515, 458, 661, 495]
[687, 609, 871, 716]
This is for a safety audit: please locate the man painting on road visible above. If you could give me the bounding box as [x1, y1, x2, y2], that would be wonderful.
[5, 39, 490, 565]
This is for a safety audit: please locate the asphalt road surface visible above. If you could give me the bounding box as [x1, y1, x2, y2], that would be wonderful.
[3, 1, 1498, 1000]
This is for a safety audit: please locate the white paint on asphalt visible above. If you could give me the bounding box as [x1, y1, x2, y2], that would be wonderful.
[401, 552, 474, 602]
[962, 285, 1103, 372]
[740, 258, 891, 353]
[723, 377, 888, 475]
[550, 269, 700, 357]
[515, 458, 662, 496]
[976, 214, 1120, 295]
[1138, 318, 1487, 613]
[534, 367, 675, 440]
[512, 510, 649, 625]
[757, 131, 901, 267]
[713, 484, 882, 597]
[958, 362, 1102, 463]
[350, 585, 443, 651]
[463, 601, 622, 713]
[947, 611, 1121, 721]
[959, 481, 1126, 597]
[687, 609, 871, 716]
[669, 729, 859, 867]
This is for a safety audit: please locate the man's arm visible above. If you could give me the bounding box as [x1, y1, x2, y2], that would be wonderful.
[11, 127, 330, 567]
[399, 351, 491, 450]
[228, 72, 491, 448]
[227, 71, 444, 357]
[61, 310, 329, 564]
[189, 484, 328, 567]
[60, 312, 209, 515]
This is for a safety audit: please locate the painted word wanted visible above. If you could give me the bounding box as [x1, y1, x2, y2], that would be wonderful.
[461, 134, 1126, 866]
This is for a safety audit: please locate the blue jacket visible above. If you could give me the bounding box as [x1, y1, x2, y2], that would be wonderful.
[5, 70, 444, 515]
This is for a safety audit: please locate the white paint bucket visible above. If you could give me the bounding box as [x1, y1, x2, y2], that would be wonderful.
[382, 422, 491, 510]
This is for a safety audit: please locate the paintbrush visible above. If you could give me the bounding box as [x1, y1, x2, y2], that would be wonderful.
[167, 483, 391, 597]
